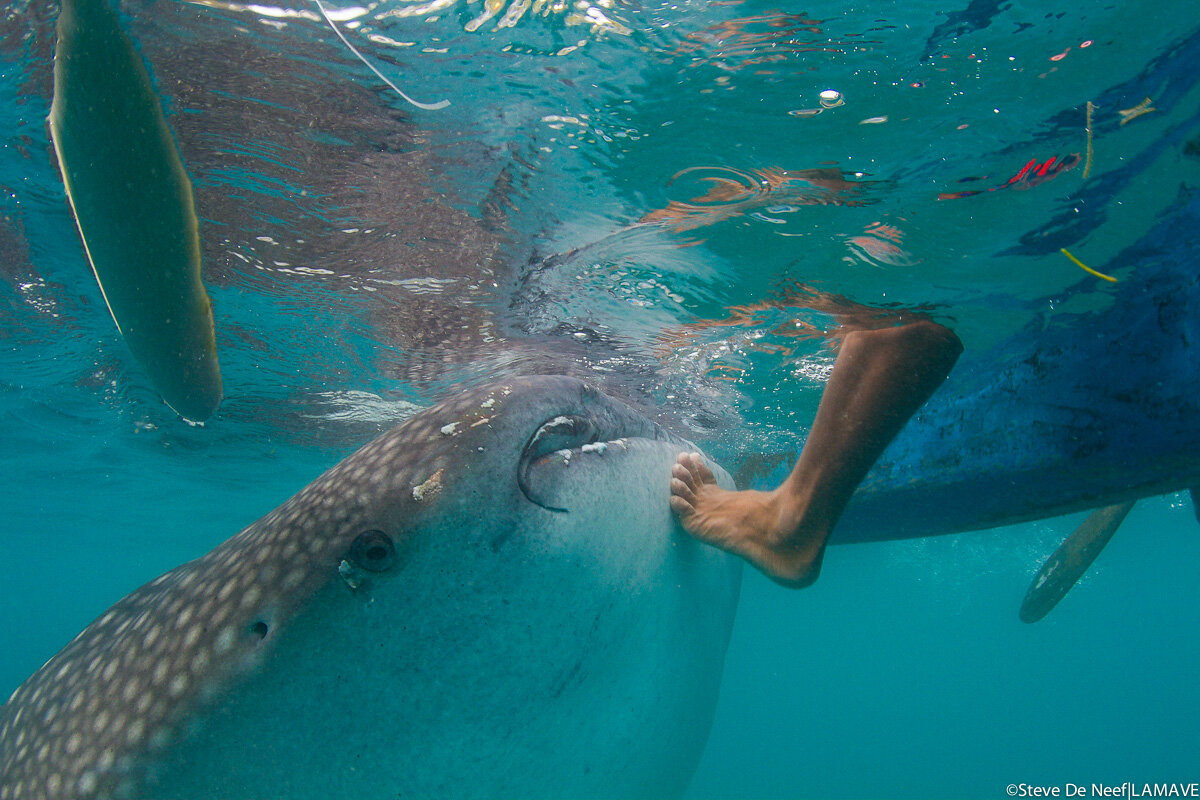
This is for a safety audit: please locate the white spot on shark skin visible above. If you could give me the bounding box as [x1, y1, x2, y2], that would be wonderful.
[214, 626, 236, 655]
[126, 719, 145, 746]
[176, 606, 195, 629]
[581, 442, 607, 455]
[412, 469, 445, 502]
[148, 726, 172, 752]
[216, 581, 237, 603]
[440, 422, 460, 436]
[470, 416, 492, 428]
[240, 586, 262, 610]
[283, 568, 307, 590]
[480, 397, 496, 409]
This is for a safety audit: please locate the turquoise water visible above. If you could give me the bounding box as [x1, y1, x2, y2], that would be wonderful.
[2, 0, 1200, 797]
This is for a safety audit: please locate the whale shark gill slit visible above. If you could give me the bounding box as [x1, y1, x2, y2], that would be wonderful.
[518, 415, 603, 512]
[516, 403, 685, 513]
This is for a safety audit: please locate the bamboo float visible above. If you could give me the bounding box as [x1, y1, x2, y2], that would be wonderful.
[50, 0, 221, 421]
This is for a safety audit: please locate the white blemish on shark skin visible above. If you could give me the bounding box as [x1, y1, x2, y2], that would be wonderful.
[581, 442, 608, 455]
[338, 560, 364, 591]
[470, 417, 492, 428]
[440, 422, 460, 436]
[412, 469, 445, 502]
[480, 397, 495, 409]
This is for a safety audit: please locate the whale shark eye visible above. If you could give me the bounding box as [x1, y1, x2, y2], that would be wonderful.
[350, 530, 396, 572]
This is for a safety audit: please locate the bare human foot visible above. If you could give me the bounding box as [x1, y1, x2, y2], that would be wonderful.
[669, 320, 963, 589]
[670, 452, 827, 588]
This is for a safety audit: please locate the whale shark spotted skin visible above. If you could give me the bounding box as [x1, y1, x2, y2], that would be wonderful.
[0, 376, 741, 800]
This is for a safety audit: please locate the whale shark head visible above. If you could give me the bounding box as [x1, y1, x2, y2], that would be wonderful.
[0, 375, 741, 800]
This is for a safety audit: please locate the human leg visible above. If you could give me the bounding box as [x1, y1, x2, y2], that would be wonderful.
[670, 320, 962, 587]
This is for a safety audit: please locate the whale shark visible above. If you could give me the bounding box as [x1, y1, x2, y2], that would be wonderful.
[0, 375, 741, 800]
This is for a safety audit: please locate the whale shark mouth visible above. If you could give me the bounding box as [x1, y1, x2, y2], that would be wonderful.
[517, 411, 686, 513]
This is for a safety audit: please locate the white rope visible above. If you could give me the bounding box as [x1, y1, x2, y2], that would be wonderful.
[313, 0, 450, 111]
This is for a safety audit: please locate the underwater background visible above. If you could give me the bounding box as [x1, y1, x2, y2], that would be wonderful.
[2, 0, 1199, 797]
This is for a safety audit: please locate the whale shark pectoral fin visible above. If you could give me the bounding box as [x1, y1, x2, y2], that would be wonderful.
[49, 0, 221, 422]
[1019, 501, 1136, 623]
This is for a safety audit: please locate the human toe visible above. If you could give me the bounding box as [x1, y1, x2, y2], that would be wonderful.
[670, 476, 697, 505]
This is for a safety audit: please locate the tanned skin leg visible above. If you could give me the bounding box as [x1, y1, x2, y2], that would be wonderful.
[670, 320, 963, 588]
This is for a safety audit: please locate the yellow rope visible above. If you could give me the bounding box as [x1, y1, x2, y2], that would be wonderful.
[1061, 247, 1116, 282]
